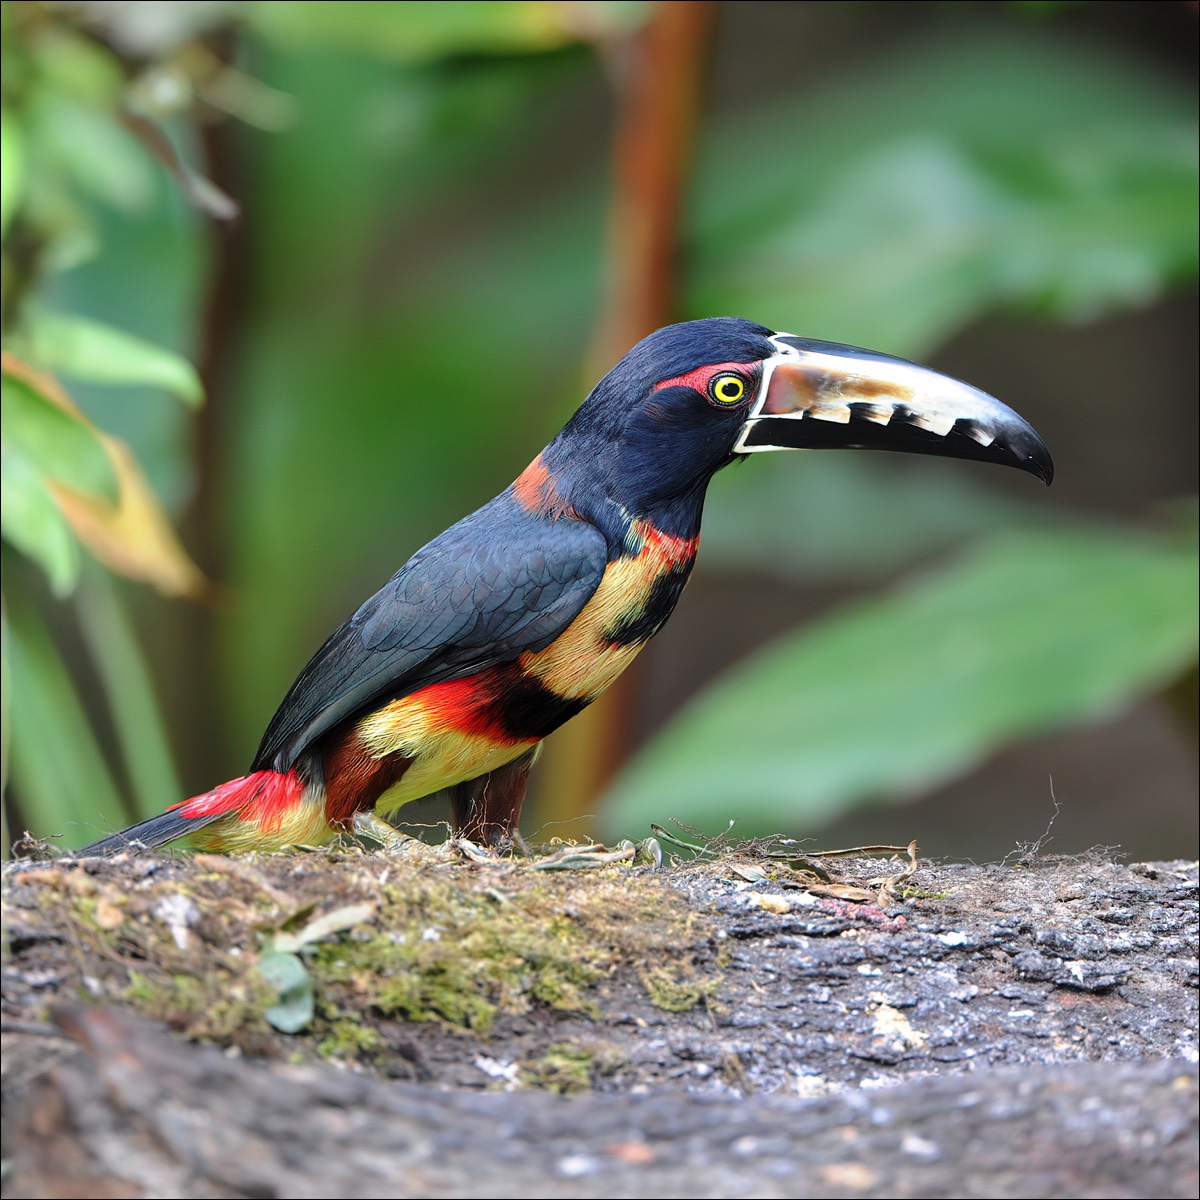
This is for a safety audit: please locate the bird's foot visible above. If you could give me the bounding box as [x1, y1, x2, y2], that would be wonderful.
[408, 830, 663, 871]
[447, 825, 532, 863]
[629, 836, 663, 868]
[448, 835, 505, 864]
[352, 813, 427, 858]
[530, 836, 662, 871]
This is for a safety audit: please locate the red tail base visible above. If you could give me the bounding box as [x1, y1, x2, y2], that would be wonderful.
[173, 769, 306, 834]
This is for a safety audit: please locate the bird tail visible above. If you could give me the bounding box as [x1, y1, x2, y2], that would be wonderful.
[76, 769, 321, 856]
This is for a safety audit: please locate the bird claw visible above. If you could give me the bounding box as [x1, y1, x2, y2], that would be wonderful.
[448, 835, 502, 864]
[352, 813, 423, 856]
[634, 836, 663, 868]
[529, 836, 662, 872]
[353, 818, 665, 872]
[531, 842, 631, 871]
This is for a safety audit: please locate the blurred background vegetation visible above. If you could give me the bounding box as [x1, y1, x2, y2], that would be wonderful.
[1, 0, 1196, 860]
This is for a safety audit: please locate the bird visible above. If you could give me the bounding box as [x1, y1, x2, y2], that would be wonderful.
[78, 317, 1052, 856]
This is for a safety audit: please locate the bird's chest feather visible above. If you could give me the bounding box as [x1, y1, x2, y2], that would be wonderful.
[519, 523, 697, 700]
[356, 523, 696, 778]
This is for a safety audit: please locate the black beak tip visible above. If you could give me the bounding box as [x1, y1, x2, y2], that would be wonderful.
[1016, 434, 1054, 487]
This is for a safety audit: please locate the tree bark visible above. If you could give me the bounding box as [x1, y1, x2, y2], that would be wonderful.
[2, 850, 1196, 1198]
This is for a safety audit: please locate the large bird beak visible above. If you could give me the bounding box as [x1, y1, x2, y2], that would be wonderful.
[735, 334, 1053, 484]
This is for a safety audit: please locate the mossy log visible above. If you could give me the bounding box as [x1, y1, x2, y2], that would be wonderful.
[2, 845, 1196, 1198]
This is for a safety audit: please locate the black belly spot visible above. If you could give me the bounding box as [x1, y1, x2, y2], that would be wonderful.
[490, 675, 589, 741]
[606, 567, 692, 647]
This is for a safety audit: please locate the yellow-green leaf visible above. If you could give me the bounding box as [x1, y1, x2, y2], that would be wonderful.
[0, 445, 81, 596]
[0, 106, 25, 239]
[0, 371, 116, 500]
[25, 310, 204, 407]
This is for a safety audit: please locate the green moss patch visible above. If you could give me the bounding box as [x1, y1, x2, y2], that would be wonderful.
[2, 844, 722, 1082]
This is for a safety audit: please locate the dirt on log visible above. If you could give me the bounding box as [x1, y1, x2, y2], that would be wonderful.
[1, 841, 1196, 1199]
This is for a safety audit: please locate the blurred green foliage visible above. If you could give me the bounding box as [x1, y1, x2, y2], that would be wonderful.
[690, 32, 1197, 347]
[0, 1, 1195, 856]
[607, 520, 1199, 830]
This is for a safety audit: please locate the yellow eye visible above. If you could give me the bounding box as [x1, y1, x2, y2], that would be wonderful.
[709, 373, 746, 405]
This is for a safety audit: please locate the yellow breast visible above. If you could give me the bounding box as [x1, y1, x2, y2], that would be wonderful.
[520, 520, 696, 700]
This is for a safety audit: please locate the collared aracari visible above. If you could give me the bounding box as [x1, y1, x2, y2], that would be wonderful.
[79, 318, 1052, 856]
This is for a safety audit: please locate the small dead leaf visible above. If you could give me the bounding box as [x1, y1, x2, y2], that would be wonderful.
[746, 892, 791, 914]
[872, 840, 920, 905]
[271, 902, 378, 954]
[802, 883, 878, 903]
[728, 862, 769, 883]
[2, 351, 209, 599]
[257, 951, 314, 1033]
[530, 842, 635, 871]
[52, 436, 209, 599]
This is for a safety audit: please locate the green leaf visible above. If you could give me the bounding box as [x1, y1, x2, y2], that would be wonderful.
[30, 22, 126, 104]
[6, 585, 130, 845]
[0, 445, 81, 596]
[687, 30, 1199, 355]
[24, 310, 204, 407]
[0, 373, 117, 499]
[257, 951, 315, 1034]
[35, 133, 207, 510]
[27, 89, 155, 214]
[603, 525, 1200, 835]
[0, 106, 25, 239]
[77, 568, 183, 819]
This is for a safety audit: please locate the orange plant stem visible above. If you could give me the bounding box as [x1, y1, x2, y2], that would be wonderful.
[535, 1, 717, 836]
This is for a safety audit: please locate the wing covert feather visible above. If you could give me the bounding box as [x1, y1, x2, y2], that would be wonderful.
[252, 505, 608, 772]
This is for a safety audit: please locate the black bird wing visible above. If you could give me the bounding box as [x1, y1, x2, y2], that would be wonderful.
[253, 502, 609, 773]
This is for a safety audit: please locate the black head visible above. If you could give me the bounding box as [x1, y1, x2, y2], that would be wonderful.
[544, 319, 776, 528]
[536, 317, 1052, 540]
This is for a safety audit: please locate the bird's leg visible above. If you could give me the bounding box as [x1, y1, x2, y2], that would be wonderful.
[449, 746, 541, 850]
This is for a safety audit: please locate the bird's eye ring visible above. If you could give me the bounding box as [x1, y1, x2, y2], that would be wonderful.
[709, 373, 746, 406]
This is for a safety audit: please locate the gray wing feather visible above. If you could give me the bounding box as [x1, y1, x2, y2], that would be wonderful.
[252, 503, 608, 772]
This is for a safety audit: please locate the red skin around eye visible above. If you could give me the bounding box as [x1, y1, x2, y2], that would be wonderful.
[653, 361, 758, 394]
